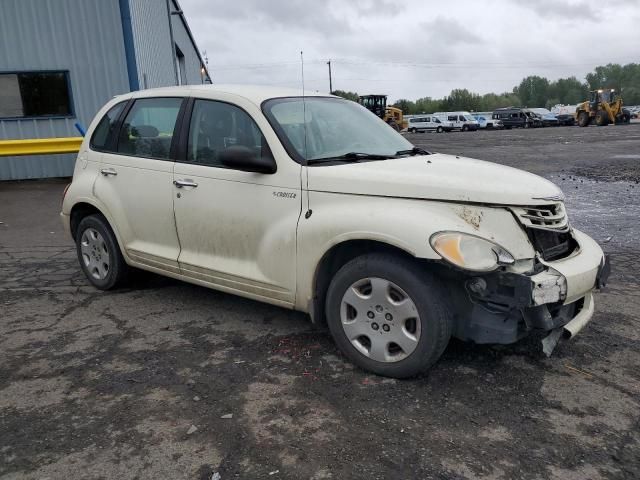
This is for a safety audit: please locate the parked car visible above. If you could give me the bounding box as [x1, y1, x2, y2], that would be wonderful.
[433, 111, 479, 131]
[525, 108, 560, 127]
[62, 86, 609, 378]
[493, 107, 541, 129]
[550, 104, 578, 126]
[407, 115, 452, 133]
[472, 112, 503, 129]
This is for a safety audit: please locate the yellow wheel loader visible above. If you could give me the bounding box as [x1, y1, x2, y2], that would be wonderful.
[358, 95, 408, 131]
[576, 89, 631, 127]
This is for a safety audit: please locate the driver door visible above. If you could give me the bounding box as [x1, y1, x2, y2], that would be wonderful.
[172, 98, 302, 306]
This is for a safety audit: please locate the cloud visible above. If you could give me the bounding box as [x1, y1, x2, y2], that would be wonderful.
[512, 0, 596, 20]
[419, 17, 484, 48]
[179, 0, 639, 100]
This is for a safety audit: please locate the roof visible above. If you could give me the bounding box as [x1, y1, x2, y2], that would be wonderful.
[126, 84, 335, 104]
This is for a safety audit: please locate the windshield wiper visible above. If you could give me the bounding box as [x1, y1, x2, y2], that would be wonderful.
[395, 147, 431, 156]
[307, 152, 394, 165]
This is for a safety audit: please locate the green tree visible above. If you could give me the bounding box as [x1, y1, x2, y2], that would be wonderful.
[547, 76, 588, 106]
[392, 99, 416, 114]
[440, 89, 482, 111]
[331, 90, 359, 101]
[514, 75, 550, 107]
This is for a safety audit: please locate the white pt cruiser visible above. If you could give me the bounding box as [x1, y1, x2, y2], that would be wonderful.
[61, 86, 610, 378]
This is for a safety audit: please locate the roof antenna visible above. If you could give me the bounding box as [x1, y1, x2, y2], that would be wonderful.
[301, 50, 312, 218]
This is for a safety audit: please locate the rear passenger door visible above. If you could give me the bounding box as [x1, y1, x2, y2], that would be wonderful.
[93, 97, 185, 273]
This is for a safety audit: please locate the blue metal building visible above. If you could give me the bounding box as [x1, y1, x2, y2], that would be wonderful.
[0, 0, 210, 180]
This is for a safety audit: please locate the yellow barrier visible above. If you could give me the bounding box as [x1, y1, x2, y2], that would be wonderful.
[0, 137, 82, 157]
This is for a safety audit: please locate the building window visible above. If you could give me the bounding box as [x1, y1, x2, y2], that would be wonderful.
[0, 71, 73, 119]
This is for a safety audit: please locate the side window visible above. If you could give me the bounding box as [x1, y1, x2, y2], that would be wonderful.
[90, 101, 126, 151]
[187, 99, 272, 168]
[425, 117, 431, 122]
[117, 97, 182, 160]
[448, 115, 456, 121]
[434, 118, 440, 124]
[459, 115, 465, 121]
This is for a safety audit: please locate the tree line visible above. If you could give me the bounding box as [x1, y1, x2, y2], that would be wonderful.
[332, 63, 640, 114]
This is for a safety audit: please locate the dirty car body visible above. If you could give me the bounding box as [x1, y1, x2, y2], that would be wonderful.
[61, 86, 609, 378]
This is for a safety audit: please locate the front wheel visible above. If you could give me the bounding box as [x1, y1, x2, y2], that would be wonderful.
[436, 126, 443, 133]
[462, 125, 468, 132]
[578, 111, 590, 127]
[76, 214, 128, 290]
[325, 254, 452, 378]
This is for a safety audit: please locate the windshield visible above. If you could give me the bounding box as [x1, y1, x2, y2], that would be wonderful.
[463, 115, 476, 122]
[262, 97, 413, 163]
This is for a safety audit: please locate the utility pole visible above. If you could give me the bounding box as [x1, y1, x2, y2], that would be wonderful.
[327, 60, 333, 94]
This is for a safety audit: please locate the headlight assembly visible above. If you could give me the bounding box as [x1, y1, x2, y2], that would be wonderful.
[430, 231, 515, 272]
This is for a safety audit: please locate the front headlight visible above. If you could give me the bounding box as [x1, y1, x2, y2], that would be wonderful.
[430, 231, 515, 272]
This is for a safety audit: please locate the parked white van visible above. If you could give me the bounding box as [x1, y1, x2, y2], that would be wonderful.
[407, 115, 453, 133]
[433, 111, 479, 131]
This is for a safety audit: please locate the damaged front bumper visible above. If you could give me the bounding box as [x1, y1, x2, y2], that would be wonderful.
[455, 229, 609, 348]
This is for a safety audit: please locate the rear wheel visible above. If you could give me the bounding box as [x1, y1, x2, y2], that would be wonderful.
[76, 214, 128, 290]
[325, 254, 452, 378]
[616, 113, 631, 124]
[595, 110, 609, 126]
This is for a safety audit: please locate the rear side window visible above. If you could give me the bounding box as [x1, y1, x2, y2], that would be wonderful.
[448, 115, 456, 121]
[90, 101, 126, 151]
[117, 97, 182, 160]
[186, 99, 272, 168]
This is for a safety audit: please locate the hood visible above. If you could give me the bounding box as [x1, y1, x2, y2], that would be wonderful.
[307, 154, 564, 206]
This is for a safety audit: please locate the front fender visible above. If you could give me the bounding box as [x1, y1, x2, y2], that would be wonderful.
[294, 191, 534, 312]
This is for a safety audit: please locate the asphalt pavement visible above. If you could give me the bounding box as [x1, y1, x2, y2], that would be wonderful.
[1, 124, 639, 480]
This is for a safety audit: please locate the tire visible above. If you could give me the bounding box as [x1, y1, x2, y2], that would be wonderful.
[617, 113, 631, 124]
[578, 111, 590, 127]
[462, 125, 468, 132]
[75, 214, 128, 290]
[436, 126, 443, 133]
[325, 253, 452, 378]
[595, 110, 609, 126]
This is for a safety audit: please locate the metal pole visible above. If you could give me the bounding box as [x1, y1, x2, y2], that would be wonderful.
[327, 60, 332, 93]
[166, 0, 179, 86]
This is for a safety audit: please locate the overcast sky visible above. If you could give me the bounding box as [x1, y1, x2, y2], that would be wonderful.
[179, 0, 639, 102]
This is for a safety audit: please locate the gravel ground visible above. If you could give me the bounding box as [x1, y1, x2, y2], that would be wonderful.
[1, 124, 639, 480]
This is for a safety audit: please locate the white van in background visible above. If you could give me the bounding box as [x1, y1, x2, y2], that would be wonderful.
[407, 115, 453, 133]
[433, 111, 479, 131]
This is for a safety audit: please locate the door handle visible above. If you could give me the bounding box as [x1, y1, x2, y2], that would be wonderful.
[100, 168, 117, 177]
[173, 179, 198, 188]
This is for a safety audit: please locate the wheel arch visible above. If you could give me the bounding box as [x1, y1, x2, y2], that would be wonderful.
[310, 239, 426, 327]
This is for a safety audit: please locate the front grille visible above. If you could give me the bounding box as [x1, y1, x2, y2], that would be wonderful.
[510, 203, 576, 261]
[513, 203, 568, 231]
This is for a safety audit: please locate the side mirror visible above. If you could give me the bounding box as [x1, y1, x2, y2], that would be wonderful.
[219, 146, 277, 174]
